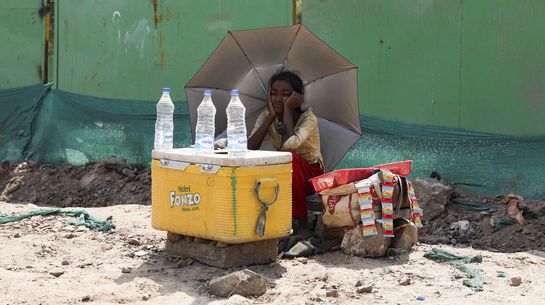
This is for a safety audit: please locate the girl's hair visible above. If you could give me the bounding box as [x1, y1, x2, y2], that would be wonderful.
[268, 71, 304, 94]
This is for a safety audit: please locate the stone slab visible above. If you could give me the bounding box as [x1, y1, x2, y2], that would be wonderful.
[165, 232, 278, 268]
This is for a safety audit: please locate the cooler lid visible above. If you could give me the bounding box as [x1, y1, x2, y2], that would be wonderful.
[152, 148, 292, 166]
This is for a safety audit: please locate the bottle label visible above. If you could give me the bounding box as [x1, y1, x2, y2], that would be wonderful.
[163, 131, 173, 143]
[195, 134, 214, 151]
[227, 134, 247, 151]
[156, 130, 173, 148]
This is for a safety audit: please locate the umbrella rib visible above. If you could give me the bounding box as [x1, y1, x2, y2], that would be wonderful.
[228, 31, 268, 95]
[303, 67, 358, 87]
[281, 24, 302, 71]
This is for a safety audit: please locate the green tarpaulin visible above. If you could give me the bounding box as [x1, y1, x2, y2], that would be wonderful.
[2, 85, 545, 199]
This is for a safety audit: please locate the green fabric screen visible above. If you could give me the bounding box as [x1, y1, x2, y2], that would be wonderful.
[26, 88, 190, 165]
[2, 85, 545, 199]
[0, 85, 51, 161]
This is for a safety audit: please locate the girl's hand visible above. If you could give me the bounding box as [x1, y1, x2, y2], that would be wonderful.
[284, 91, 303, 110]
[267, 89, 277, 117]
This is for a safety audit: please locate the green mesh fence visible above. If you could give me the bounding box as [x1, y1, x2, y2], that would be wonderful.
[25, 87, 192, 165]
[1, 85, 545, 199]
[339, 115, 545, 199]
[0, 84, 51, 161]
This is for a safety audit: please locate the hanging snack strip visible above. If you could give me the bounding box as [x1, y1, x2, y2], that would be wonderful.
[407, 181, 423, 228]
[380, 170, 395, 237]
[355, 181, 378, 236]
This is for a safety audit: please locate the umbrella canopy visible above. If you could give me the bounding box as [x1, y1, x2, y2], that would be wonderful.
[185, 24, 361, 172]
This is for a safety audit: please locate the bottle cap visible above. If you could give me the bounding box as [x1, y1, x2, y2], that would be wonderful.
[162, 88, 170, 93]
[204, 89, 212, 95]
[231, 89, 239, 95]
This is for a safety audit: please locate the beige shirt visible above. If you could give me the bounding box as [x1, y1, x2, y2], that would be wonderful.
[251, 109, 323, 167]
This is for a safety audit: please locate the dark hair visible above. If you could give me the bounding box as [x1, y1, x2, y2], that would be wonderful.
[268, 71, 304, 94]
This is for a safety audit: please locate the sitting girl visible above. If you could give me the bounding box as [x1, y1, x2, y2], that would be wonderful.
[248, 71, 323, 234]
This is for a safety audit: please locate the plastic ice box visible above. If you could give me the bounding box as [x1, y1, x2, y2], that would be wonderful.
[151, 148, 293, 244]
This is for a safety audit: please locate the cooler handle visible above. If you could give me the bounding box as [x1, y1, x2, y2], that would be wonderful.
[255, 177, 280, 237]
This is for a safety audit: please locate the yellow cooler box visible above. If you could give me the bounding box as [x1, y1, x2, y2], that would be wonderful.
[151, 148, 293, 244]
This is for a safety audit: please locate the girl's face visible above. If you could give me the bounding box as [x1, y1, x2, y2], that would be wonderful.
[270, 80, 294, 115]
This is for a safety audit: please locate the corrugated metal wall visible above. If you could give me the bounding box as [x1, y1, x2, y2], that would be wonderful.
[304, 0, 545, 136]
[3, 1, 545, 135]
[0, 0, 293, 101]
[0, 0, 45, 88]
[54, 0, 293, 101]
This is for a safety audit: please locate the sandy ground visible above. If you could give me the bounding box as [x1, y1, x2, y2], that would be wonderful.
[1, 202, 544, 305]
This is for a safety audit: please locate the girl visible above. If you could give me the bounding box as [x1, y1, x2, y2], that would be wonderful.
[248, 71, 323, 234]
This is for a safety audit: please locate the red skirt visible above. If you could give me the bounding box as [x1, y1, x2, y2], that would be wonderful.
[288, 151, 323, 218]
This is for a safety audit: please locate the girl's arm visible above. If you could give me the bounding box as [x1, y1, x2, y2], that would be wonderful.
[248, 91, 277, 150]
[281, 92, 303, 144]
[248, 113, 275, 150]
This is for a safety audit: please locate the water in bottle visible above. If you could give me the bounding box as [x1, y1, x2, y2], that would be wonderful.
[226, 89, 247, 157]
[154, 88, 175, 150]
[194, 89, 216, 154]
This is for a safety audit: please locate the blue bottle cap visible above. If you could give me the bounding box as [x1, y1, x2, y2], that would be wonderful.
[204, 89, 212, 95]
[162, 88, 170, 93]
[231, 89, 239, 95]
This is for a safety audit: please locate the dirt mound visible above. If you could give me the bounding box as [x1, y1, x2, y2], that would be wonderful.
[1, 159, 544, 253]
[0, 157, 151, 207]
[420, 186, 545, 253]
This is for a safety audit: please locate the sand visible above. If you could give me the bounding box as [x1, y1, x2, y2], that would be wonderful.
[1, 202, 544, 305]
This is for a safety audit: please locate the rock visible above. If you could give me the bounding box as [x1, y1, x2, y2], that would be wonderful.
[357, 285, 373, 293]
[49, 271, 65, 277]
[64, 233, 77, 239]
[128, 239, 140, 246]
[79, 173, 97, 188]
[296, 257, 308, 264]
[81, 295, 91, 302]
[134, 250, 147, 257]
[341, 224, 391, 257]
[208, 269, 267, 298]
[61, 260, 69, 266]
[523, 200, 545, 219]
[399, 277, 412, 286]
[510, 276, 522, 286]
[121, 267, 132, 273]
[391, 218, 418, 250]
[325, 289, 339, 298]
[412, 177, 453, 221]
[450, 220, 470, 234]
[355, 280, 363, 287]
[13, 233, 20, 238]
[121, 168, 136, 180]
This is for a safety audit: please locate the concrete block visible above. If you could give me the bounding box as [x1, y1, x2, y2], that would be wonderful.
[165, 233, 278, 268]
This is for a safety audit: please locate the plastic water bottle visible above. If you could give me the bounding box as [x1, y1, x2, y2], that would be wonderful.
[154, 88, 175, 150]
[194, 89, 216, 154]
[226, 89, 247, 157]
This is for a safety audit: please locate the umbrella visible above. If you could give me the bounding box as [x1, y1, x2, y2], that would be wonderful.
[185, 24, 361, 172]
